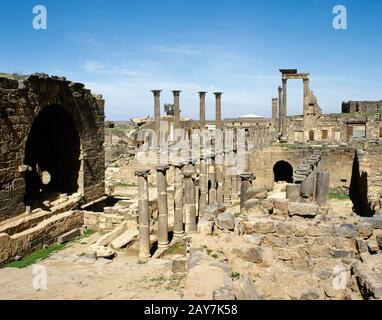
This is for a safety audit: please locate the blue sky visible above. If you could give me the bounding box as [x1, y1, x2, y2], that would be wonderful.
[1, 0, 382, 120]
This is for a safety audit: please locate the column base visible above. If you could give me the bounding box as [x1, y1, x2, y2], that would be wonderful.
[173, 231, 185, 237]
[138, 254, 150, 262]
[157, 241, 170, 249]
[280, 136, 288, 143]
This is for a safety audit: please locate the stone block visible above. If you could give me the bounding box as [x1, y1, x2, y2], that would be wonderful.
[216, 212, 235, 231]
[335, 224, 357, 239]
[300, 288, 320, 300]
[253, 221, 275, 234]
[171, 255, 188, 274]
[57, 228, 80, 244]
[275, 222, 294, 236]
[242, 235, 262, 246]
[289, 202, 319, 218]
[197, 219, 214, 236]
[234, 274, 260, 300]
[204, 203, 226, 222]
[232, 246, 263, 264]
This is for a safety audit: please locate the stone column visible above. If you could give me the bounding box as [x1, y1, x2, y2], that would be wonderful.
[281, 79, 287, 142]
[173, 90, 181, 130]
[301, 171, 315, 198]
[199, 91, 207, 130]
[278, 86, 283, 134]
[135, 169, 151, 262]
[272, 98, 278, 124]
[199, 155, 208, 217]
[231, 150, 239, 200]
[173, 162, 185, 236]
[223, 151, 232, 205]
[151, 90, 162, 147]
[315, 172, 330, 207]
[183, 167, 197, 234]
[156, 165, 169, 248]
[286, 184, 301, 202]
[215, 151, 224, 204]
[303, 78, 310, 113]
[208, 154, 217, 204]
[214, 92, 223, 130]
[240, 172, 254, 210]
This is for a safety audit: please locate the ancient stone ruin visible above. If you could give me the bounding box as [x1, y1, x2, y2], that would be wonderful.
[1, 70, 382, 300]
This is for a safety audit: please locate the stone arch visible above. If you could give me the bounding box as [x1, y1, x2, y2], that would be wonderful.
[23, 105, 82, 207]
[273, 160, 294, 183]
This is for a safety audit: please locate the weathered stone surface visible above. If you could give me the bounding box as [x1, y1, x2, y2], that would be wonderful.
[357, 222, 374, 239]
[234, 220, 245, 236]
[216, 212, 235, 231]
[197, 219, 214, 236]
[353, 255, 382, 299]
[242, 235, 262, 246]
[335, 224, 357, 239]
[203, 203, 226, 222]
[234, 274, 260, 300]
[90, 245, 116, 259]
[253, 221, 275, 234]
[109, 229, 138, 249]
[275, 222, 295, 236]
[377, 234, 382, 249]
[246, 185, 268, 200]
[212, 287, 235, 300]
[273, 199, 289, 216]
[356, 239, 369, 254]
[289, 203, 319, 218]
[243, 199, 259, 213]
[57, 228, 80, 244]
[232, 246, 263, 264]
[300, 288, 319, 300]
[171, 255, 188, 274]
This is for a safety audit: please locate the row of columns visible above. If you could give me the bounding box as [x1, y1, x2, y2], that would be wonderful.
[134, 150, 245, 262]
[151, 90, 224, 135]
[286, 150, 330, 207]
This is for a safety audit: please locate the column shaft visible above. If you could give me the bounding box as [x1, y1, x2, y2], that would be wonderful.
[135, 170, 151, 262]
[156, 166, 169, 248]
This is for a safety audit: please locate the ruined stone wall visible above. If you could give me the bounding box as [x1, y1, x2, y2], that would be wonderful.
[247, 146, 355, 190]
[0, 74, 105, 221]
[282, 114, 382, 144]
[342, 101, 382, 113]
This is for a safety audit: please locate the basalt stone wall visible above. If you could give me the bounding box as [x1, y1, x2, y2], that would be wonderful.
[0, 73, 105, 221]
[247, 146, 355, 190]
[342, 101, 382, 114]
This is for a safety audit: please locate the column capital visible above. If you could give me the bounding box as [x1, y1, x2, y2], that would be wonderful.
[134, 169, 151, 177]
[151, 90, 162, 96]
[183, 169, 195, 178]
[213, 92, 223, 97]
[172, 161, 185, 169]
[198, 91, 207, 96]
[239, 172, 254, 181]
[156, 165, 170, 172]
[172, 90, 182, 96]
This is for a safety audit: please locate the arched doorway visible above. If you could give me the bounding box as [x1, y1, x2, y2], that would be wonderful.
[24, 105, 81, 207]
[273, 161, 293, 183]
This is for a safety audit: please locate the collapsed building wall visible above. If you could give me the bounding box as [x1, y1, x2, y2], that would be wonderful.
[247, 146, 355, 191]
[0, 73, 105, 221]
[342, 101, 382, 114]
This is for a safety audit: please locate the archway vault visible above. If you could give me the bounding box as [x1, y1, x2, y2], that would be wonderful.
[24, 104, 82, 207]
[273, 160, 294, 183]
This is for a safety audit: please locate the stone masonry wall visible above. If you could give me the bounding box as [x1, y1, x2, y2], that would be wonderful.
[0, 74, 105, 221]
